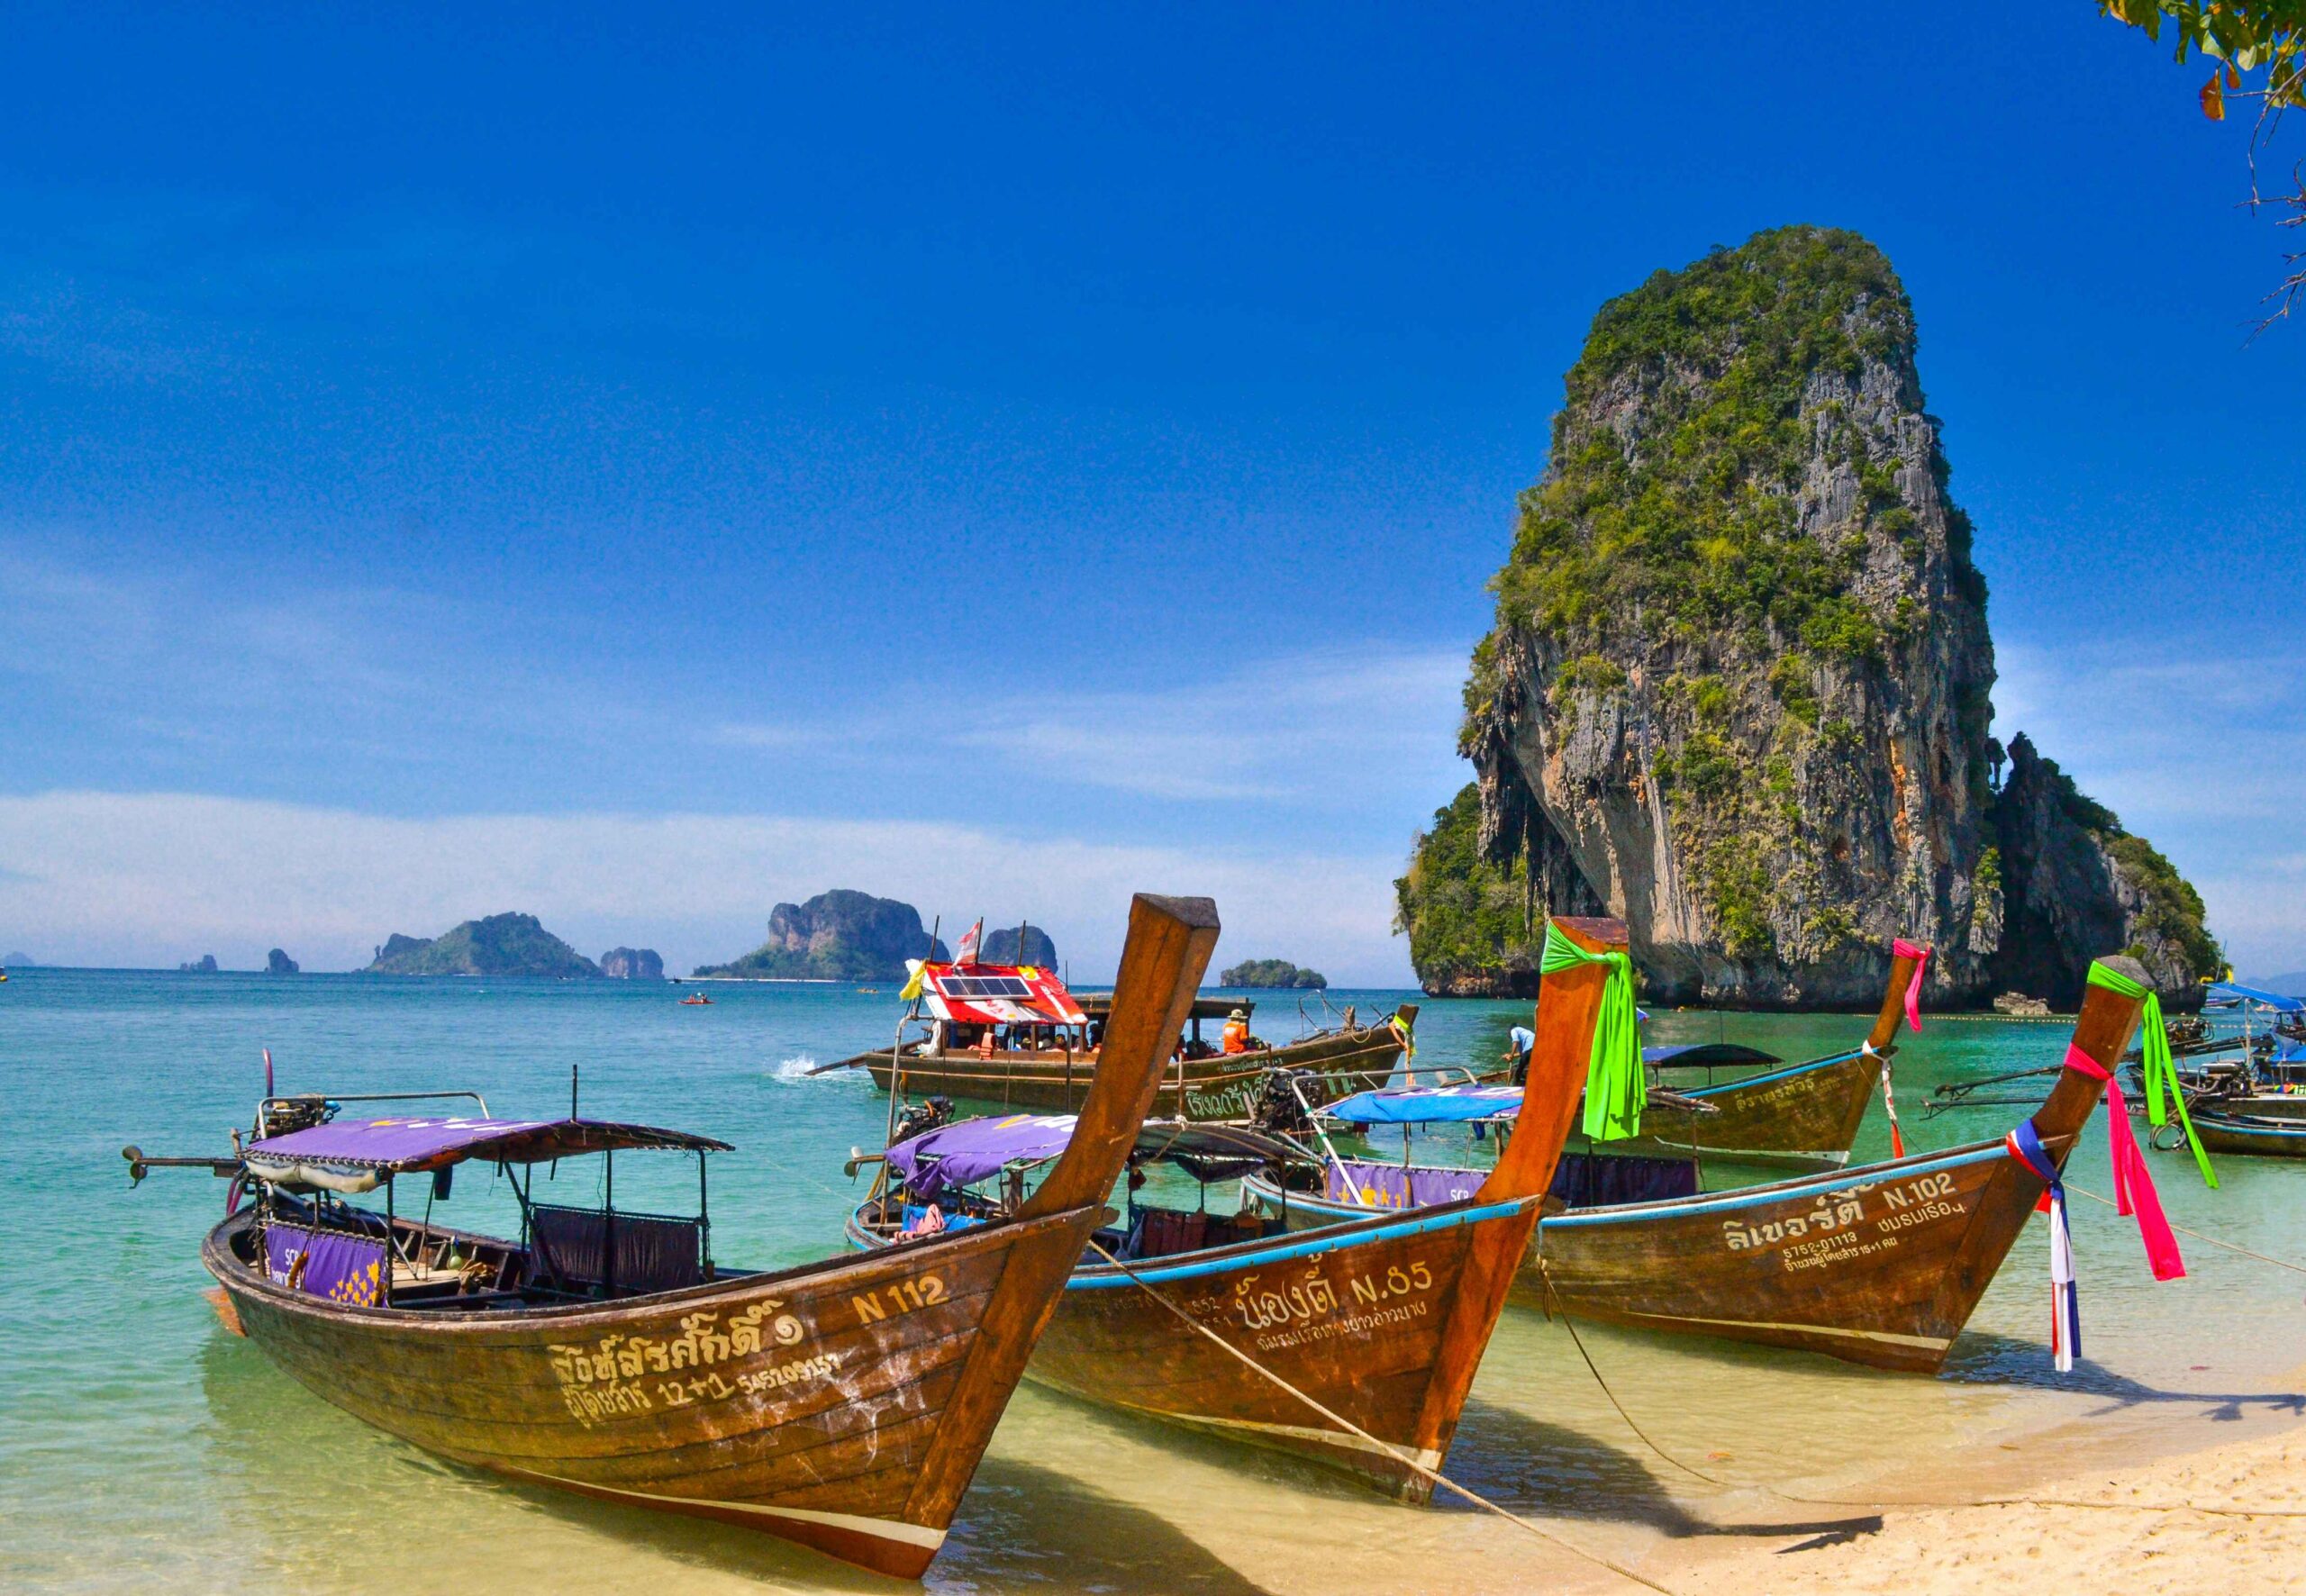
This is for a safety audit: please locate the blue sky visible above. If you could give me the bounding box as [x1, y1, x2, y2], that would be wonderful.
[1, 5, 2300, 980]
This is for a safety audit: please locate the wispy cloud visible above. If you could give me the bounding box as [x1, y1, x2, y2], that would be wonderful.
[0, 790, 1413, 983]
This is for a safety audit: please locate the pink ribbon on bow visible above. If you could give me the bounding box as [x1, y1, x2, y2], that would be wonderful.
[2061, 1045, 2185, 1282]
[1892, 939, 1929, 1032]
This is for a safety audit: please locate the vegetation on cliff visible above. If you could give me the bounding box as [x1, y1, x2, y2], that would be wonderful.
[1394, 784, 1543, 993]
[366, 913, 601, 977]
[1220, 957, 1328, 989]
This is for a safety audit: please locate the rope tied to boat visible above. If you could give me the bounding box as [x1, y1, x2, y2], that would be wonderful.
[1081, 1234, 1678, 1595]
[2085, 960, 2218, 1190]
[1540, 921, 1643, 1142]
[1862, 1042, 1907, 1159]
[2058, 1047, 2185, 1280]
[2003, 1120, 2081, 1372]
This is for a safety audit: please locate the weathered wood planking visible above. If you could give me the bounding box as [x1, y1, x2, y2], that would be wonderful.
[1248, 953, 2150, 1374]
[1018, 918, 1613, 1497]
[859, 1010, 1412, 1122]
[205, 891, 1221, 1580]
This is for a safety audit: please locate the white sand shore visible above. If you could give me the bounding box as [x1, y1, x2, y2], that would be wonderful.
[1677, 1421, 2306, 1595]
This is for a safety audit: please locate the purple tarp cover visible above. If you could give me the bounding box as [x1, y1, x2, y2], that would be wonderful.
[1324, 1159, 1484, 1210]
[886, 1113, 1078, 1195]
[246, 1115, 727, 1174]
[264, 1221, 387, 1306]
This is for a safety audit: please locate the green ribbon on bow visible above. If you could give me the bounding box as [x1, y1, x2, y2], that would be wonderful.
[1540, 920, 1644, 1141]
[2086, 960, 2217, 1190]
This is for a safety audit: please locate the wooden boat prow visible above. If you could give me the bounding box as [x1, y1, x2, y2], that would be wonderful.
[163, 892, 1221, 1580]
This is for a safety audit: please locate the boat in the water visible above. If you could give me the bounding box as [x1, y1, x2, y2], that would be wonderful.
[122, 892, 1221, 1579]
[821, 963, 1416, 1121]
[678, 992, 712, 1005]
[845, 916, 1613, 1498]
[1243, 953, 2167, 1374]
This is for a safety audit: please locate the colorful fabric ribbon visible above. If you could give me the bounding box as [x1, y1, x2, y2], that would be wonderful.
[1540, 920, 1643, 1141]
[2061, 1045, 2186, 1281]
[2085, 961, 2218, 1190]
[1892, 938, 1929, 1032]
[2004, 1120, 2080, 1372]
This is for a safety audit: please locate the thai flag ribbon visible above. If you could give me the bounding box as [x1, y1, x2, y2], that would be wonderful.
[1891, 939, 1930, 1032]
[2060, 1045, 2186, 1282]
[2004, 1120, 2079, 1372]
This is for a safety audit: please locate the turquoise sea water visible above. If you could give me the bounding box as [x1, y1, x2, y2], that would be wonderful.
[5, 969, 2303, 1594]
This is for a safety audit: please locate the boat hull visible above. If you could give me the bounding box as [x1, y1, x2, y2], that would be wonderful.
[1248, 1138, 2046, 1374]
[864, 1024, 1407, 1121]
[2190, 1111, 2306, 1156]
[205, 1202, 1102, 1580]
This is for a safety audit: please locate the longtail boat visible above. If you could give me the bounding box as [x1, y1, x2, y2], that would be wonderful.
[823, 966, 1417, 1122]
[846, 917, 1612, 1497]
[1547, 939, 1927, 1168]
[1246, 953, 2159, 1374]
[2183, 1106, 2306, 1157]
[122, 892, 1220, 1579]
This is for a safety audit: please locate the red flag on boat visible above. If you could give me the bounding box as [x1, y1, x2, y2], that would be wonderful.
[953, 918, 985, 966]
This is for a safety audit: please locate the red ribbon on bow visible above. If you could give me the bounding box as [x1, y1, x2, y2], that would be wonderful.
[1892, 939, 1929, 1032]
[2061, 1045, 2185, 1281]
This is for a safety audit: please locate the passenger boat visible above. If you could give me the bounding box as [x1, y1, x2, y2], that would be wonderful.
[1243, 954, 2161, 1374]
[2184, 1105, 2306, 1157]
[822, 965, 1416, 1122]
[122, 893, 1221, 1579]
[678, 992, 712, 1005]
[846, 916, 1614, 1498]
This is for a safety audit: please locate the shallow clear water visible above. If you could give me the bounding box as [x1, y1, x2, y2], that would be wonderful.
[5, 971, 2301, 1593]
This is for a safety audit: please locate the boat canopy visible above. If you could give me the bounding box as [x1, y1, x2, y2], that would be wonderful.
[1642, 1042, 1781, 1067]
[1319, 1084, 1523, 1126]
[2206, 982, 2305, 1012]
[244, 1115, 731, 1182]
[1078, 993, 1248, 1022]
[885, 1113, 1300, 1196]
[912, 961, 1087, 1027]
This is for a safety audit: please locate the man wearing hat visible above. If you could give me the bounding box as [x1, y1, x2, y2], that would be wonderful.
[1220, 1007, 1253, 1055]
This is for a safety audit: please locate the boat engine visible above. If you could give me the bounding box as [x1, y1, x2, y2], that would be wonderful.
[892, 1095, 953, 1145]
[1250, 1069, 1316, 1137]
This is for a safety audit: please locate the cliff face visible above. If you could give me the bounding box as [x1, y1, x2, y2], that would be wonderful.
[1992, 736, 2215, 1010]
[1402, 226, 2215, 1007]
[600, 947, 665, 980]
[367, 913, 601, 977]
[695, 890, 948, 981]
[980, 924, 1058, 967]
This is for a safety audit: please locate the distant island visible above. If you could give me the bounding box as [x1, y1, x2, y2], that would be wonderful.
[266, 948, 299, 975]
[3, 952, 32, 966]
[1221, 958, 1327, 989]
[179, 954, 219, 974]
[600, 947, 665, 980]
[696, 890, 947, 981]
[981, 924, 1058, 967]
[366, 912, 601, 977]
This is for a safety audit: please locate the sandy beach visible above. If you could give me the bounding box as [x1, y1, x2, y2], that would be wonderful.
[1678, 1419, 2306, 1595]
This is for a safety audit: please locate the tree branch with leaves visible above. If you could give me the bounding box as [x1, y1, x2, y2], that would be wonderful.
[2098, 1, 2306, 326]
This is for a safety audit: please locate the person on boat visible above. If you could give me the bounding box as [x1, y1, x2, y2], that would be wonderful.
[1221, 1008, 1253, 1055]
[1504, 1023, 1535, 1085]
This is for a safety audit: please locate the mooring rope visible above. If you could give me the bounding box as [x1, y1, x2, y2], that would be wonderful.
[2065, 1179, 2306, 1275]
[1083, 1236, 1679, 1595]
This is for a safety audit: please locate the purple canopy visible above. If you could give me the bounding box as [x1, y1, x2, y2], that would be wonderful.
[886, 1113, 1078, 1196]
[245, 1115, 730, 1176]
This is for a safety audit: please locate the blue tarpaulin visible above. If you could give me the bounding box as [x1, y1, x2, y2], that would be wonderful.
[2207, 982, 2305, 1013]
[1320, 1084, 1523, 1125]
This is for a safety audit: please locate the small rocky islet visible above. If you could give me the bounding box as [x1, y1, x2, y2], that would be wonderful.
[1395, 226, 2217, 1011]
[1221, 958, 1328, 989]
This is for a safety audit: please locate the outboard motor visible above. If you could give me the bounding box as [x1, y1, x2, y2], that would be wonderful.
[892, 1095, 953, 1146]
[1251, 1070, 1315, 1137]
